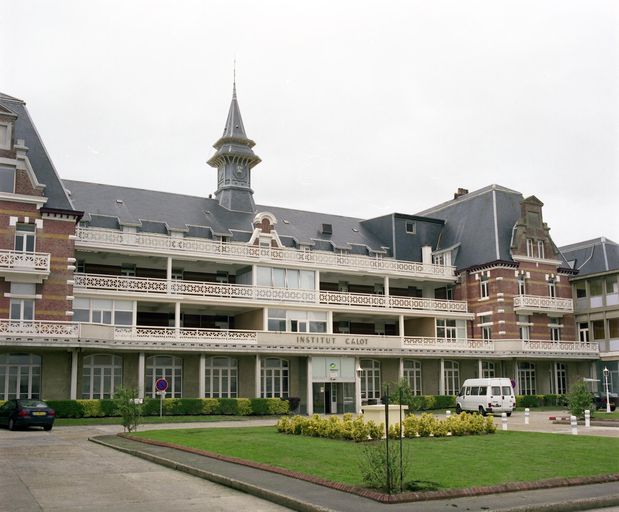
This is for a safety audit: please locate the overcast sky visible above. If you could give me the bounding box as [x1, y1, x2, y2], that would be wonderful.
[1, 0, 617, 247]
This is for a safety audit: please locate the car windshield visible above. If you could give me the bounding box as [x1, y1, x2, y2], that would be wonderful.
[19, 400, 48, 408]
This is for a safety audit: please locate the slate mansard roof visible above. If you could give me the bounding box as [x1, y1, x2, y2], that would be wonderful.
[0, 93, 76, 212]
[559, 238, 619, 278]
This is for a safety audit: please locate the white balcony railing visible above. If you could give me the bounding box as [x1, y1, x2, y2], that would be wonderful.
[521, 340, 598, 353]
[75, 227, 456, 280]
[114, 326, 257, 344]
[513, 295, 574, 313]
[403, 337, 494, 351]
[73, 273, 469, 313]
[0, 320, 79, 337]
[0, 250, 50, 272]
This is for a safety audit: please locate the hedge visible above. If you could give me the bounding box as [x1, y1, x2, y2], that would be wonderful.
[515, 394, 568, 408]
[5, 397, 289, 418]
[398, 394, 457, 411]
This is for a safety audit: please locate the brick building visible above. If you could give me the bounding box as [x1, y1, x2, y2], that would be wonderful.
[0, 88, 600, 412]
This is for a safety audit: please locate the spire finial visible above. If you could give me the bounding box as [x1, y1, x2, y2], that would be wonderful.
[233, 58, 237, 99]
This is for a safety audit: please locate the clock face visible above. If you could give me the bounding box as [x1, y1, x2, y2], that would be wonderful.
[234, 165, 246, 179]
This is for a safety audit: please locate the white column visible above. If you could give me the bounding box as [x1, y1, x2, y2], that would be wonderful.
[384, 276, 390, 297]
[198, 353, 206, 398]
[252, 264, 258, 286]
[255, 354, 261, 398]
[315, 270, 320, 304]
[478, 359, 483, 379]
[262, 308, 269, 330]
[174, 302, 181, 337]
[306, 356, 313, 415]
[70, 349, 78, 400]
[166, 257, 173, 280]
[398, 357, 404, 381]
[399, 315, 405, 339]
[355, 357, 362, 414]
[138, 352, 145, 399]
[514, 360, 519, 394]
[327, 311, 334, 334]
[439, 358, 445, 395]
[132, 300, 137, 328]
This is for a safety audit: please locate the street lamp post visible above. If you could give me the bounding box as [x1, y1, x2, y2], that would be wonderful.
[603, 367, 611, 414]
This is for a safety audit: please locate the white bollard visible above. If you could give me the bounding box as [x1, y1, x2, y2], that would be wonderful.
[446, 410, 451, 418]
[571, 415, 578, 435]
[501, 412, 508, 431]
[524, 408, 530, 425]
[585, 410, 590, 428]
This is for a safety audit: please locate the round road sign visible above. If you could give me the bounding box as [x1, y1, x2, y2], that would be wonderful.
[155, 378, 168, 392]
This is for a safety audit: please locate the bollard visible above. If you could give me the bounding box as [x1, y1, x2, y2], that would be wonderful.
[446, 410, 451, 418]
[585, 410, 590, 428]
[524, 407, 530, 425]
[571, 415, 578, 435]
[501, 412, 508, 431]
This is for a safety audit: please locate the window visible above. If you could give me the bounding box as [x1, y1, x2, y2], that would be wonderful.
[578, 322, 589, 342]
[518, 362, 536, 395]
[606, 276, 619, 306]
[261, 358, 288, 398]
[518, 315, 530, 341]
[592, 320, 605, 340]
[547, 278, 556, 298]
[0, 124, 10, 149]
[554, 363, 567, 395]
[205, 357, 237, 398]
[590, 279, 604, 308]
[549, 320, 561, 341]
[537, 241, 545, 259]
[434, 286, 454, 300]
[480, 274, 489, 298]
[436, 319, 457, 340]
[10, 299, 34, 321]
[517, 275, 526, 295]
[403, 360, 422, 395]
[0, 353, 41, 400]
[479, 315, 492, 340]
[257, 266, 315, 290]
[481, 361, 495, 378]
[405, 221, 416, 234]
[443, 360, 460, 395]
[526, 239, 534, 257]
[82, 354, 122, 399]
[73, 298, 133, 325]
[575, 282, 587, 299]
[267, 309, 327, 333]
[360, 359, 381, 400]
[146, 355, 182, 398]
[0, 166, 15, 193]
[15, 223, 35, 252]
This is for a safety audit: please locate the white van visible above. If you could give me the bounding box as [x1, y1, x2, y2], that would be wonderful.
[456, 378, 515, 416]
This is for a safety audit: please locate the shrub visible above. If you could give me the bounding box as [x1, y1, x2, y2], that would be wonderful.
[202, 398, 220, 415]
[46, 400, 84, 418]
[250, 398, 289, 415]
[358, 440, 412, 493]
[113, 387, 143, 432]
[282, 396, 300, 413]
[568, 381, 594, 418]
[433, 395, 456, 409]
[516, 395, 544, 408]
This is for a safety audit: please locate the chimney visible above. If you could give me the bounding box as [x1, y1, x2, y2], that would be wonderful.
[454, 188, 469, 199]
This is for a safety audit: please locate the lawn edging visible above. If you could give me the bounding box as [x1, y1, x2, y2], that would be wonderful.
[115, 432, 619, 504]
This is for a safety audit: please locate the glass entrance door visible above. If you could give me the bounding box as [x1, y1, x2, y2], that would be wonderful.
[312, 382, 356, 414]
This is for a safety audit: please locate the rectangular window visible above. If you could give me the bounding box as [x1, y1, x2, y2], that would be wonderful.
[10, 299, 34, 321]
[575, 282, 587, 299]
[526, 239, 534, 257]
[549, 321, 561, 342]
[436, 319, 457, 340]
[517, 275, 526, 295]
[548, 279, 556, 298]
[537, 241, 545, 259]
[578, 322, 589, 342]
[405, 221, 416, 234]
[15, 223, 36, 252]
[480, 275, 489, 298]
[592, 320, 605, 340]
[518, 314, 530, 341]
[257, 266, 315, 290]
[0, 166, 15, 193]
[0, 125, 9, 149]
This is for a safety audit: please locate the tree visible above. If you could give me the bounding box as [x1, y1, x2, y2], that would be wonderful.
[113, 387, 143, 432]
[567, 381, 594, 418]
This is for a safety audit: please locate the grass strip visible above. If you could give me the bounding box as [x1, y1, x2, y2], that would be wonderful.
[55, 415, 265, 426]
[132, 426, 619, 489]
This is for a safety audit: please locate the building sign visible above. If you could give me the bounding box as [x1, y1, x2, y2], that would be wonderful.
[295, 335, 369, 346]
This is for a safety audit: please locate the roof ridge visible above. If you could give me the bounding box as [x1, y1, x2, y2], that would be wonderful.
[416, 183, 522, 216]
[0, 92, 25, 103]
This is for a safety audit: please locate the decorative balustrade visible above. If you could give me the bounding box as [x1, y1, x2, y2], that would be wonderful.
[522, 340, 598, 353]
[114, 326, 257, 344]
[513, 295, 574, 313]
[0, 320, 79, 337]
[75, 227, 456, 279]
[0, 250, 50, 272]
[402, 337, 494, 351]
[74, 273, 469, 313]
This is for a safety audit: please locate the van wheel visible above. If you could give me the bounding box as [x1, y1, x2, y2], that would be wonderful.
[506, 412, 512, 417]
[478, 406, 487, 417]
[456, 404, 462, 414]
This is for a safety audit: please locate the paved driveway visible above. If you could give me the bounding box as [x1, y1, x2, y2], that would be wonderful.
[0, 422, 290, 512]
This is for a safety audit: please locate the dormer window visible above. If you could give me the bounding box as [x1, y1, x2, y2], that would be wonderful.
[0, 167, 15, 193]
[537, 241, 545, 259]
[526, 239, 534, 257]
[0, 123, 11, 150]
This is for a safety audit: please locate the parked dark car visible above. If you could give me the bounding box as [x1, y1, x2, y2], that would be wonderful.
[592, 393, 617, 412]
[0, 399, 56, 431]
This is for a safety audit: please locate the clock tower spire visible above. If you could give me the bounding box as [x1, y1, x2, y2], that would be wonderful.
[207, 81, 261, 212]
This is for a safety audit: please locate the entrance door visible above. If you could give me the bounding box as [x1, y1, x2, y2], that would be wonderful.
[330, 383, 338, 413]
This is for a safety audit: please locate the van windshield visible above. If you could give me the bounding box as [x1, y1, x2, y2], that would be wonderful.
[502, 386, 512, 395]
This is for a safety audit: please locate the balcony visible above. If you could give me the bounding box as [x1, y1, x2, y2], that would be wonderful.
[75, 227, 456, 281]
[0, 320, 79, 338]
[0, 250, 51, 282]
[521, 339, 598, 355]
[73, 273, 469, 315]
[513, 295, 574, 315]
[402, 337, 494, 352]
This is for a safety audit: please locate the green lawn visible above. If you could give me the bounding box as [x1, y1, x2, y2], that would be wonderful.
[55, 415, 262, 426]
[132, 427, 619, 490]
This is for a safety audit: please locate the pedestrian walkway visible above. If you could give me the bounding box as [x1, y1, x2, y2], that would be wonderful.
[90, 410, 619, 512]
